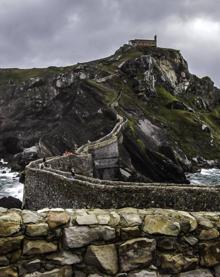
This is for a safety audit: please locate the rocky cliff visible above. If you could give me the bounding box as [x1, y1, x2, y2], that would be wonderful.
[1, 44, 220, 183]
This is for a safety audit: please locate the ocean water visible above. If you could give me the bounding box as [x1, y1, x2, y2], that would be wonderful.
[187, 168, 220, 186]
[0, 159, 23, 201]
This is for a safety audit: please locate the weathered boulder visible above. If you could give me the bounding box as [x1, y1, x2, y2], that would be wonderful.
[128, 270, 158, 277]
[23, 259, 42, 273]
[121, 226, 141, 240]
[157, 237, 176, 250]
[192, 213, 215, 229]
[182, 235, 198, 246]
[0, 266, 18, 277]
[46, 251, 82, 265]
[76, 213, 98, 225]
[157, 253, 198, 274]
[22, 210, 43, 224]
[85, 244, 118, 275]
[47, 211, 70, 229]
[119, 211, 142, 227]
[143, 209, 197, 236]
[0, 211, 21, 236]
[26, 223, 49, 237]
[198, 228, 219, 241]
[63, 226, 115, 248]
[0, 236, 23, 254]
[23, 240, 57, 255]
[200, 241, 220, 267]
[143, 214, 180, 236]
[119, 238, 156, 272]
[24, 266, 72, 277]
[179, 269, 213, 277]
[0, 256, 9, 266]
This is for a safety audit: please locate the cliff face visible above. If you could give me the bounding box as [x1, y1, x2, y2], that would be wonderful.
[1, 44, 220, 183]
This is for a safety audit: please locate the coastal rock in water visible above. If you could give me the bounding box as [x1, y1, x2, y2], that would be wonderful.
[0, 196, 22, 209]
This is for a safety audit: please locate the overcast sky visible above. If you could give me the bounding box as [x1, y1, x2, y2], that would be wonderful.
[0, 0, 219, 86]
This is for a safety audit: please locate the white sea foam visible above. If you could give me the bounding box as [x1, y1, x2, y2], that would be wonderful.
[0, 159, 23, 201]
[187, 168, 220, 186]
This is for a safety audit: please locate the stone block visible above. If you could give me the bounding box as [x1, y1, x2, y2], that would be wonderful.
[0, 236, 23, 254]
[179, 269, 213, 276]
[26, 223, 49, 237]
[0, 211, 21, 237]
[22, 210, 42, 224]
[47, 212, 70, 229]
[63, 226, 115, 248]
[24, 266, 72, 277]
[46, 251, 82, 265]
[85, 244, 118, 275]
[76, 214, 98, 225]
[119, 238, 156, 272]
[199, 228, 219, 241]
[200, 241, 220, 267]
[0, 266, 18, 277]
[23, 240, 57, 255]
[158, 253, 198, 274]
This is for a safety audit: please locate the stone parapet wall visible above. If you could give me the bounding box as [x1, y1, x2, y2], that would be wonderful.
[24, 158, 220, 210]
[30, 154, 93, 177]
[76, 114, 126, 154]
[0, 207, 220, 276]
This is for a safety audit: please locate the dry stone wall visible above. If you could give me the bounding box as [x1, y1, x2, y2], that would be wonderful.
[0, 208, 220, 276]
[24, 157, 220, 211]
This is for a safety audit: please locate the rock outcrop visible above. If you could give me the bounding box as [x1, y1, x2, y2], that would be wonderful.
[1, 44, 220, 182]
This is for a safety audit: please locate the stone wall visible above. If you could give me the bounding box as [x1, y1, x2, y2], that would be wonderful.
[40, 154, 93, 177]
[24, 157, 220, 211]
[0, 207, 220, 276]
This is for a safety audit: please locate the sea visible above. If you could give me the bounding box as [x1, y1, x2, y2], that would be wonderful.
[0, 159, 23, 201]
[0, 158, 220, 202]
[186, 168, 220, 186]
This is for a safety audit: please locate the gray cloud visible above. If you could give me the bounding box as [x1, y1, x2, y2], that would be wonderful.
[0, 0, 219, 85]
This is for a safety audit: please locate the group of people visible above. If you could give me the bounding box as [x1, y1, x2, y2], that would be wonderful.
[39, 157, 76, 180]
[39, 157, 50, 169]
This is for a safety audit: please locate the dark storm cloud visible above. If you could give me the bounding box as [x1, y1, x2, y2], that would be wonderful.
[0, 0, 219, 85]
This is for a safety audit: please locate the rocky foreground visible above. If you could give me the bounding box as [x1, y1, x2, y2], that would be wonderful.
[1, 44, 220, 183]
[0, 207, 220, 276]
